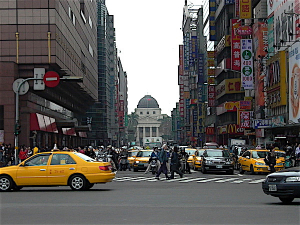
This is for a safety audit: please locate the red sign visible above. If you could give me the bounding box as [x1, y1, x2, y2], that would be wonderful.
[231, 19, 242, 71]
[236, 25, 252, 36]
[43, 71, 60, 88]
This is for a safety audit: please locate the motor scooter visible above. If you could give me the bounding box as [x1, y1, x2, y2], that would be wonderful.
[119, 155, 129, 171]
[150, 156, 158, 175]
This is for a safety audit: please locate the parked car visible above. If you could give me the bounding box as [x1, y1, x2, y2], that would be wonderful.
[238, 149, 285, 174]
[262, 167, 300, 203]
[201, 149, 234, 174]
[133, 150, 153, 172]
[0, 150, 115, 191]
[185, 148, 197, 167]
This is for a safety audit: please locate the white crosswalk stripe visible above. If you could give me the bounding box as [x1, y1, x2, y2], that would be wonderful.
[113, 176, 266, 184]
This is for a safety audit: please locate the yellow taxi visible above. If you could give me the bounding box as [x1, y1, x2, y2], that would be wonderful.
[133, 150, 153, 172]
[0, 150, 115, 191]
[192, 148, 206, 171]
[184, 148, 197, 168]
[238, 149, 285, 174]
[128, 150, 139, 166]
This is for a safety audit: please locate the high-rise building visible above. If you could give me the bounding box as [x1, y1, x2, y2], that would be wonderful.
[0, 0, 98, 148]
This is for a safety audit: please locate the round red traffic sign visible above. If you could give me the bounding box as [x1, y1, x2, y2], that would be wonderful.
[43, 71, 60, 88]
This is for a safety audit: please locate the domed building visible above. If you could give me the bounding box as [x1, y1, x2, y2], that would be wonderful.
[135, 95, 163, 147]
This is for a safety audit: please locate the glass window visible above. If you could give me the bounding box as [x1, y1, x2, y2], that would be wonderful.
[252, 151, 268, 159]
[50, 154, 76, 165]
[205, 150, 229, 157]
[153, 111, 156, 114]
[24, 154, 50, 166]
[73, 152, 95, 162]
[140, 112, 143, 115]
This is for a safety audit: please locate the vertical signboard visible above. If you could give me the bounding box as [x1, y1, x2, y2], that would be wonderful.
[208, 85, 216, 107]
[240, 0, 252, 19]
[239, 111, 251, 128]
[289, 42, 300, 123]
[231, 19, 242, 71]
[241, 39, 254, 89]
[209, 0, 217, 41]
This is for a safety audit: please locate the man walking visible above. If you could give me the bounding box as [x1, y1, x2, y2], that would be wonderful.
[155, 144, 170, 180]
[170, 146, 183, 179]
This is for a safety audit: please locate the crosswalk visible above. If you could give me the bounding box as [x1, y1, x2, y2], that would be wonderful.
[113, 176, 266, 184]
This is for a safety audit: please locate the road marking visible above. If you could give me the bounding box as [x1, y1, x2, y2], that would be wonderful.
[179, 178, 206, 183]
[197, 178, 223, 183]
[215, 178, 239, 183]
[164, 177, 190, 182]
[231, 178, 252, 183]
[248, 178, 265, 184]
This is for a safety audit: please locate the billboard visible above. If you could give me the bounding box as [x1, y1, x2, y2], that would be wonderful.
[266, 51, 287, 108]
[289, 42, 300, 123]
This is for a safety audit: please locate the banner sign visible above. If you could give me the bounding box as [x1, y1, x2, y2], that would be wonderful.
[288, 42, 300, 123]
[209, 0, 217, 41]
[253, 119, 272, 129]
[241, 39, 254, 89]
[231, 19, 242, 71]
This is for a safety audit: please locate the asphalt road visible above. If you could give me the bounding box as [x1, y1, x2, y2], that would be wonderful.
[1, 170, 299, 225]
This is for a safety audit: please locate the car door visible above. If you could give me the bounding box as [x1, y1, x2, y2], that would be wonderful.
[47, 153, 77, 185]
[240, 151, 251, 171]
[16, 153, 51, 186]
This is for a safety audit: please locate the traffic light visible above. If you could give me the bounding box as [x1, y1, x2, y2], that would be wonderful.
[14, 123, 21, 135]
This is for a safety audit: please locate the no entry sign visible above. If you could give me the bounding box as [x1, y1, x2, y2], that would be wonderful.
[43, 71, 60, 87]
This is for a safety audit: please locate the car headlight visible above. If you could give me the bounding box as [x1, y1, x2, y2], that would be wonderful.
[225, 161, 233, 165]
[135, 161, 140, 164]
[286, 177, 300, 182]
[205, 160, 213, 164]
[196, 161, 201, 163]
[255, 162, 265, 166]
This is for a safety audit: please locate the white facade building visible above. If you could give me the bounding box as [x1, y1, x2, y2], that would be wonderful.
[135, 95, 163, 146]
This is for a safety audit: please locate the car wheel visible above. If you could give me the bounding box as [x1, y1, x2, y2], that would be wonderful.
[69, 175, 87, 191]
[201, 165, 207, 174]
[239, 165, 244, 174]
[279, 196, 294, 204]
[0, 175, 13, 192]
[87, 183, 94, 189]
[250, 165, 255, 175]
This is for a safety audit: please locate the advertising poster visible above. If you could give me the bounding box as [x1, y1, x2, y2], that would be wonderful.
[241, 39, 254, 89]
[289, 42, 300, 123]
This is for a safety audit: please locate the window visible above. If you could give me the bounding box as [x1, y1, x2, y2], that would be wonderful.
[147, 111, 149, 114]
[24, 154, 51, 166]
[50, 154, 76, 165]
[153, 111, 156, 114]
[140, 112, 143, 115]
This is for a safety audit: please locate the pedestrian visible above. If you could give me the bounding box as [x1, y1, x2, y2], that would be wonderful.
[155, 144, 170, 180]
[19, 146, 28, 162]
[265, 147, 277, 173]
[170, 146, 183, 179]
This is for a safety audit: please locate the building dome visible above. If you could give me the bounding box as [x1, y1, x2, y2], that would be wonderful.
[137, 95, 159, 108]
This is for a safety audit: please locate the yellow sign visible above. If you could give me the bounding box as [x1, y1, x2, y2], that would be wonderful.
[240, 0, 252, 19]
[224, 101, 240, 110]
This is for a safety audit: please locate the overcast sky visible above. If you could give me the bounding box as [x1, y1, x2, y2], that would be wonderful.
[105, 0, 203, 115]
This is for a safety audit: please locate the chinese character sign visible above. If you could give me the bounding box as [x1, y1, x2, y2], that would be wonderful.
[240, 0, 252, 19]
[241, 39, 254, 89]
[231, 19, 242, 71]
[239, 111, 251, 128]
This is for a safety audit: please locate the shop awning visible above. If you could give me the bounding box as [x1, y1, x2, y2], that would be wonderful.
[30, 113, 58, 133]
[62, 128, 77, 136]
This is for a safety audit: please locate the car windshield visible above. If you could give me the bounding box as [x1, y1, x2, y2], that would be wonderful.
[74, 152, 96, 162]
[276, 151, 286, 158]
[204, 150, 229, 157]
[136, 151, 152, 157]
[128, 151, 138, 157]
[252, 151, 268, 159]
[185, 149, 196, 155]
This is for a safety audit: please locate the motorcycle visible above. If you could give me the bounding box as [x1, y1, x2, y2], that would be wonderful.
[119, 155, 129, 171]
[150, 156, 158, 175]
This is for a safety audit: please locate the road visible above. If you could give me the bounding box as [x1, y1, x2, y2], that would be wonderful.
[1, 170, 299, 225]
